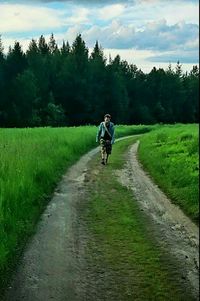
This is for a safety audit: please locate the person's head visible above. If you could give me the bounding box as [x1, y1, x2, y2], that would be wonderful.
[104, 114, 111, 124]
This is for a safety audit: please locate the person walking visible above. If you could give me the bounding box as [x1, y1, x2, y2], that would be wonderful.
[96, 114, 115, 165]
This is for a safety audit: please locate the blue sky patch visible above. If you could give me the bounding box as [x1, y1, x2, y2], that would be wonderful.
[0, 0, 198, 71]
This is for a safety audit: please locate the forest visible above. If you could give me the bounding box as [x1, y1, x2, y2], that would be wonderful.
[0, 33, 199, 127]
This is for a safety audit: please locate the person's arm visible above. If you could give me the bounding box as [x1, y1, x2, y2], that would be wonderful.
[111, 124, 115, 144]
[96, 123, 102, 142]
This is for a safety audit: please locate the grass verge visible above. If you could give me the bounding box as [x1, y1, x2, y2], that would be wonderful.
[138, 124, 199, 223]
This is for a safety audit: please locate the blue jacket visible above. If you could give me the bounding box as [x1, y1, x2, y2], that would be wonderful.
[96, 121, 115, 144]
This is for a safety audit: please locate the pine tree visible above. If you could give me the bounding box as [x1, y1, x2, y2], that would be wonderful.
[61, 41, 70, 57]
[106, 54, 129, 123]
[90, 41, 105, 62]
[9, 69, 39, 127]
[26, 37, 49, 108]
[88, 41, 107, 123]
[71, 34, 89, 74]
[175, 61, 183, 77]
[68, 34, 90, 124]
[6, 41, 27, 80]
[26, 39, 40, 72]
[48, 33, 58, 54]
[181, 65, 199, 122]
[38, 35, 49, 55]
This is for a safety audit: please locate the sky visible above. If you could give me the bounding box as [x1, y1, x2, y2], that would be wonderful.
[0, 0, 199, 72]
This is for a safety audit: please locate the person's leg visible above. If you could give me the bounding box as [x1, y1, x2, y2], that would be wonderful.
[105, 154, 109, 164]
[100, 139, 106, 164]
[101, 147, 106, 164]
[105, 141, 112, 164]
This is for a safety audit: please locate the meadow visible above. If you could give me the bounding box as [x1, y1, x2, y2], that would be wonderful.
[0, 124, 152, 291]
[138, 124, 199, 223]
[0, 123, 198, 294]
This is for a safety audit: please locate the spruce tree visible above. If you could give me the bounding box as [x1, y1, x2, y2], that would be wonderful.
[48, 33, 58, 54]
[88, 41, 107, 123]
[38, 35, 49, 55]
[6, 41, 27, 80]
[61, 41, 70, 57]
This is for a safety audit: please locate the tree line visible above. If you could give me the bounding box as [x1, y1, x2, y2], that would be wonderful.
[0, 34, 199, 127]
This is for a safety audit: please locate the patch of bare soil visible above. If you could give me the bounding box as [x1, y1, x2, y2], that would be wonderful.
[116, 140, 199, 299]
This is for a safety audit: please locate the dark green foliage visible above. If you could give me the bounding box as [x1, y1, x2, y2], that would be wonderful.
[10, 69, 38, 127]
[0, 34, 199, 127]
[45, 92, 66, 126]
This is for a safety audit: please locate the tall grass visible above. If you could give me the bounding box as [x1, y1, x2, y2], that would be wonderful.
[0, 124, 152, 293]
[138, 124, 199, 223]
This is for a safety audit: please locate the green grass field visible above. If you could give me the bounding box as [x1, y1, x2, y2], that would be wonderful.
[0, 124, 152, 293]
[0, 123, 198, 295]
[138, 124, 199, 223]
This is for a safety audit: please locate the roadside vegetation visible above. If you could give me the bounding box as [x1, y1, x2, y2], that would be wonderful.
[80, 137, 194, 300]
[0, 124, 152, 294]
[138, 124, 199, 223]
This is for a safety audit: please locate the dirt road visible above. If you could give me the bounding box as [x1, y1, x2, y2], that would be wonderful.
[3, 138, 199, 301]
[116, 141, 199, 298]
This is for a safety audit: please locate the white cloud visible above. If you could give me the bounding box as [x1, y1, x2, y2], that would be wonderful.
[64, 25, 84, 44]
[77, 20, 135, 49]
[101, 48, 197, 73]
[0, 3, 93, 34]
[133, 20, 198, 51]
[0, 3, 65, 33]
[117, 0, 199, 27]
[98, 4, 125, 20]
[147, 49, 199, 64]
[76, 18, 198, 53]
[67, 7, 90, 24]
[1, 36, 32, 52]
[184, 38, 199, 50]
[158, 1, 199, 25]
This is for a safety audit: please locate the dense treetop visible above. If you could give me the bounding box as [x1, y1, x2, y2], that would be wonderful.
[0, 34, 199, 127]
